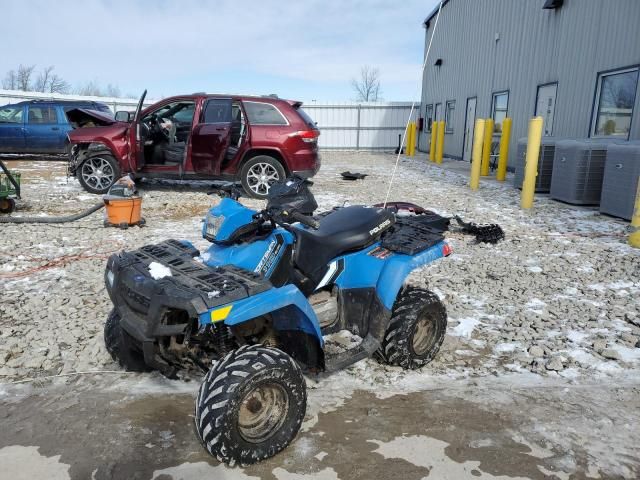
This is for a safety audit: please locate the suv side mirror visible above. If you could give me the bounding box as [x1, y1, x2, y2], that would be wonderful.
[115, 111, 132, 122]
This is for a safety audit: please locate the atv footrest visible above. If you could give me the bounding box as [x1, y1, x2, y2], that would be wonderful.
[324, 334, 380, 372]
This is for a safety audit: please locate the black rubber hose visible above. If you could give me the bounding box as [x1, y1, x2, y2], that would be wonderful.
[0, 203, 104, 224]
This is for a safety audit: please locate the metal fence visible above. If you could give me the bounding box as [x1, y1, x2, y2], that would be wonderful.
[1, 90, 418, 151]
[302, 102, 418, 151]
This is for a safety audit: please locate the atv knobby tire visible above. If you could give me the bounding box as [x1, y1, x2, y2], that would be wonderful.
[195, 344, 306, 466]
[104, 309, 150, 372]
[377, 287, 447, 369]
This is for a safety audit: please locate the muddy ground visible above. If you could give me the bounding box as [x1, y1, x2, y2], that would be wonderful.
[1, 152, 639, 479]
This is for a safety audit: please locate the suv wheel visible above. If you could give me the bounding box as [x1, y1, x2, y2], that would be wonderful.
[240, 156, 286, 199]
[78, 154, 120, 194]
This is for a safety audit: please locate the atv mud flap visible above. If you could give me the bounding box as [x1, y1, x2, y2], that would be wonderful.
[105, 239, 272, 374]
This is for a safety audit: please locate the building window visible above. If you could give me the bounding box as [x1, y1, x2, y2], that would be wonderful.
[444, 100, 455, 133]
[434, 103, 442, 122]
[591, 67, 639, 138]
[491, 91, 509, 133]
[425, 104, 433, 132]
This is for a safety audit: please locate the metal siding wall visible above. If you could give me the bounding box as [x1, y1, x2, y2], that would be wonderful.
[420, 0, 640, 163]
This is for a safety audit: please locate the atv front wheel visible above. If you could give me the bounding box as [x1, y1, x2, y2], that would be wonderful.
[195, 344, 306, 466]
[377, 287, 447, 369]
[104, 309, 150, 372]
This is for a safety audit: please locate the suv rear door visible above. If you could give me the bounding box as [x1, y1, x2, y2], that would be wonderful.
[0, 105, 26, 152]
[25, 104, 62, 153]
[190, 98, 232, 175]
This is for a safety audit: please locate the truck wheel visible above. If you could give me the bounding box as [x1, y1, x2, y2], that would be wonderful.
[376, 287, 447, 369]
[195, 344, 306, 466]
[104, 309, 150, 372]
[78, 154, 120, 194]
[240, 156, 286, 199]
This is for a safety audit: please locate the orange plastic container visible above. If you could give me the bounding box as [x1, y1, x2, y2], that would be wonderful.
[103, 196, 143, 227]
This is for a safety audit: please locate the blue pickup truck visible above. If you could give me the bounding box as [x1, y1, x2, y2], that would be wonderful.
[0, 99, 112, 154]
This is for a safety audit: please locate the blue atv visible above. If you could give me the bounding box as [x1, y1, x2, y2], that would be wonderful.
[103, 177, 478, 465]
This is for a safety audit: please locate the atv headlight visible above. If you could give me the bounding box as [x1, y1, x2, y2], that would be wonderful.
[204, 212, 225, 242]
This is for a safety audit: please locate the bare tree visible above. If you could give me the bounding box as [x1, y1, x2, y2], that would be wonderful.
[105, 83, 121, 97]
[2, 70, 18, 90]
[35, 65, 55, 92]
[351, 65, 381, 102]
[16, 64, 36, 91]
[75, 80, 124, 97]
[49, 74, 70, 94]
[75, 80, 102, 96]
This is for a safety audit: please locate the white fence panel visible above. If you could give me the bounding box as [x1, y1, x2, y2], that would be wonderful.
[0, 89, 153, 112]
[301, 102, 419, 151]
[1, 91, 418, 151]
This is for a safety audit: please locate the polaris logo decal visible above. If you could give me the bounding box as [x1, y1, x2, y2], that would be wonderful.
[254, 234, 284, 275]
[369, 219, 391, 236]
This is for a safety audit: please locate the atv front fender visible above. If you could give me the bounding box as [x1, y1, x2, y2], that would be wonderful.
[376, 241, 446, 310]
[198, 284, 324, 347]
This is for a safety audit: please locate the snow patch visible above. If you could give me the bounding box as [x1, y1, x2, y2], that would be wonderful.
[451, 317, 481, 338]
[148, 262, 172, 280]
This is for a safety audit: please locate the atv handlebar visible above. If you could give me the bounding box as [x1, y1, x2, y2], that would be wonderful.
[256, 207, 319, 230]
[288, 210, 320, 229]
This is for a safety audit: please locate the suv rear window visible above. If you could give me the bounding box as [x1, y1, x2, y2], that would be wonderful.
[296, 107, 317, 129]
[243, 101, 288, 125]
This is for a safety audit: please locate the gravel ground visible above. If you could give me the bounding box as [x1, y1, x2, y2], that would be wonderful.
[1, 153, 639, 383]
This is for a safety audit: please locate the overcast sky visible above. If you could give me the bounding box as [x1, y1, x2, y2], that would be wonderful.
[1, 0, 439, 102]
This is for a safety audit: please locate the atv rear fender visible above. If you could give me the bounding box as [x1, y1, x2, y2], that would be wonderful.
[376, 241, 447, 310]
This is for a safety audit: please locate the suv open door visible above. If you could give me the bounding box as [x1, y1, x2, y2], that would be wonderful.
[190, 98, 233, 175]
[129, 90, 147, 171]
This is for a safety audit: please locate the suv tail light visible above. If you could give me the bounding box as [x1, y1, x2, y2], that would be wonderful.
[290, 130, 320, 143]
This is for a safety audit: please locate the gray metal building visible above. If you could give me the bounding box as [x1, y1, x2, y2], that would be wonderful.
[418, 0, 640, 164]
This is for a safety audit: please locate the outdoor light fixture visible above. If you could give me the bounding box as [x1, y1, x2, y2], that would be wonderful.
[434, 58, 443, 67]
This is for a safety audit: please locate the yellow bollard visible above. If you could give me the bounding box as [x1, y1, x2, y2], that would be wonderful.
[629, 178, 640, 248]
[407, 121, 416, 157]
[496, 117, 512, 181]
[405, 122, 412, 156]
[521, 116, 544, 209]
[410, 121, 417, 157]
[470, 119, 485, 190]
[436, 120, 445, 164]
[429, 122, 437, 161]
[480, 118, 494, 176]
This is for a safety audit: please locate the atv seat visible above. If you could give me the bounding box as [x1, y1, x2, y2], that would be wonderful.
[293, 206, 394, 282]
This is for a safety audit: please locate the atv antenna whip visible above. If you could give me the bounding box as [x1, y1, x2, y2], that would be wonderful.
[383, 0, 444, 207]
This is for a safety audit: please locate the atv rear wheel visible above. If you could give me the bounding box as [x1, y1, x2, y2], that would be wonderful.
[104, 309, 150, 372]
[376, 287, 447, 369]
[195, 344, 306, 466]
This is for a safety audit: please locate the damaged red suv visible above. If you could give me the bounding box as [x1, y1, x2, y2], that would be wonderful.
[67, 91, 320, 198]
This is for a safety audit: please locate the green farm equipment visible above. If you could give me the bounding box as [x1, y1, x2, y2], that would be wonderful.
[0, 159, 21, 214]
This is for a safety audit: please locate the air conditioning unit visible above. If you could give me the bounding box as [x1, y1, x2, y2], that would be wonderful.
[513, 137, 558, 192]
[600, 142, 640, 220]
[550, 139, 620, 205]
